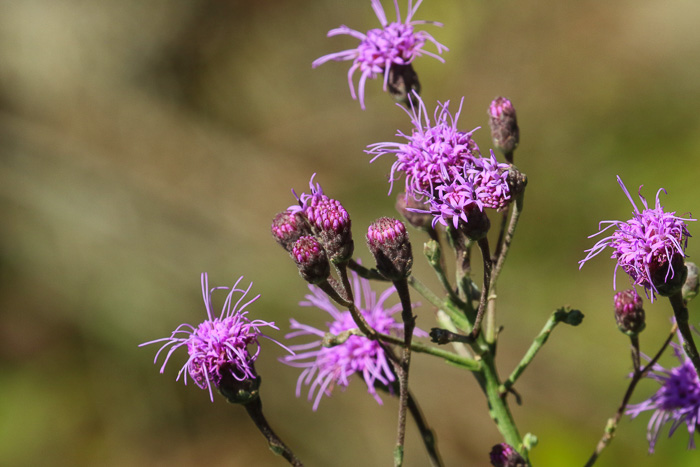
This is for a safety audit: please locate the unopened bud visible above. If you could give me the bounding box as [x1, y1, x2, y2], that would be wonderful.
[271, 210, 312, 252]
[489, 443, 526, 467]
[366, 217, 413, 280]
[395, 192, 433, 230]
[305, 196, 354, 264]
[292, 236, 331, 284]
[488, 97, 519, 161]
[613, 289, 646, 336]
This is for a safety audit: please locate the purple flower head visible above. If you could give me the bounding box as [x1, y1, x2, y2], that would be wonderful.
[409, 150, 511, 231]
[367, 92, 481, 197]
[140, 273, 290, 402]
[468, 150, 512, 210]
[281, 270, 425, 410]
[626, 338, 700, 453]
[290, 174, 354, 264]
[579, 176, 695, 300]
[313, 0, 448, 109]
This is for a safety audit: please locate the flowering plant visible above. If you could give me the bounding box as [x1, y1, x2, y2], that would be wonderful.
[141, 1, 699, 466]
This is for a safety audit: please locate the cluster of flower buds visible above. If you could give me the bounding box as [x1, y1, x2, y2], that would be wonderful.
[274, 176, 416, 286]
[271, 175, 355, 284]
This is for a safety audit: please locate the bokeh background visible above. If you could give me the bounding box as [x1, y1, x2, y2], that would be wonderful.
[2, 0, 700, 465]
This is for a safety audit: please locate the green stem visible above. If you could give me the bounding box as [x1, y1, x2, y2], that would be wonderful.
[669, 291, 700, 376]
[244, 397, 304, 466]
[424, 239, 463, 306]
[481, 350, 526, 461]
[408, 276, 472, 333]
[501, 307, 582, 393]
[393, 278, 415, 467]
[324, 328, 481, 371]
[469, 238, 492, 340]
[583, 325, 676, 467]
[407, 390, 444, 467]
[347, 259, 387, 281]
[491, 191, 524, 288]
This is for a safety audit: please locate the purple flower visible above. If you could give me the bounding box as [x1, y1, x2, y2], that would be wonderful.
[313, 0, 448, 109]
[579, 176, 694, 300]
[626, 340, 700, 453]
[367, 92, 481, 196]
[411, 151, 511, 230]
[281, 270, 424, 410]
[140, 273, 290, 402]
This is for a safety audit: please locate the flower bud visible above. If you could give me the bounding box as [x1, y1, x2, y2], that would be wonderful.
[489, 443, 526, 467]
[488, 97, 519, 161]
[305, 196, 354, 264]
[613, 289, 646, 336]
[366, 217, 413, 280]
[271, 210, 312, 252]
[292, 236, 331, 284]
[395, 192, 433, 230]
[682, 262, 699, 302]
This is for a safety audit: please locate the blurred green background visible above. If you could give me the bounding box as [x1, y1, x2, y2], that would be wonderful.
[2, 0, 700, 465]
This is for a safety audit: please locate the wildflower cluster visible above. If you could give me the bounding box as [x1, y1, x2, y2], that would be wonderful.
[140, 1, 699, 465]
[367, 93, 515, 231]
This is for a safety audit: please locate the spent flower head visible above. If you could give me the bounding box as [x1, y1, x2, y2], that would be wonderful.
[140, 273, 289, 402]
[281, 270, 424, 410]
[367, 92, 481, 197]
[313, 0, 448, 109]
[579, 176, 694, 300]
[626, 338, 700, 453]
